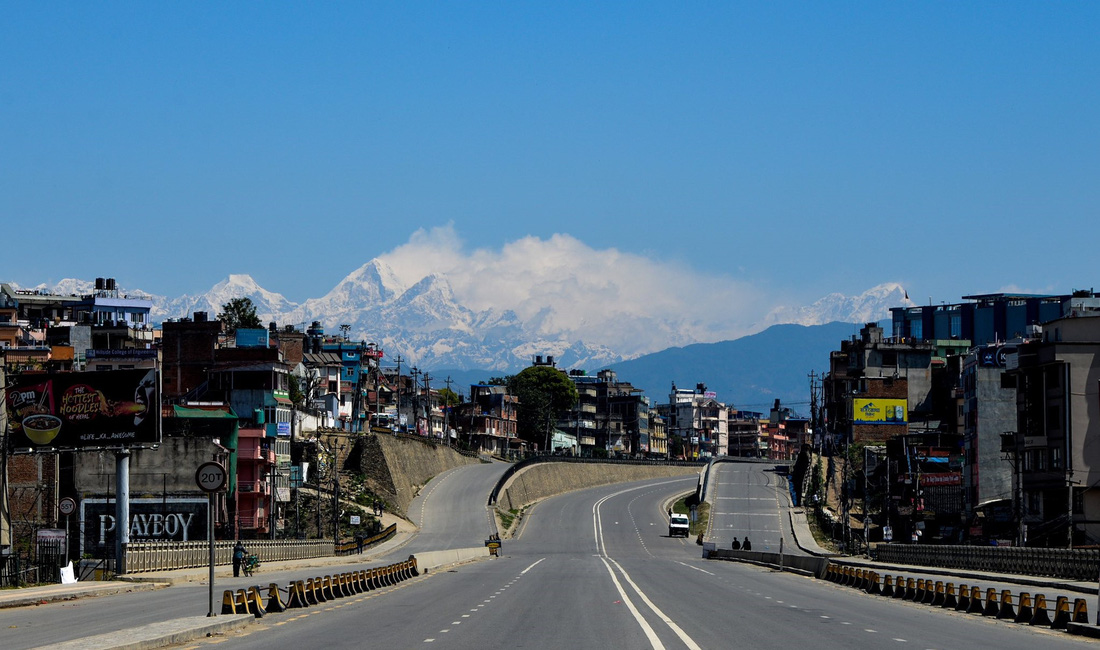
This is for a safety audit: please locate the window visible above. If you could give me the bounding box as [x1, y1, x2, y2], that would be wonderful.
[1045, 365, 1061, 388]
[1001, 374, 1016, 389]
[1047, 405, 1061, 431]
[1052, 447, 1063, 469]
[882, 351, 898, 366]
[911, 321, 923, 340]
[950, 313, 961, 339]
[1025, 491, 1041, 515]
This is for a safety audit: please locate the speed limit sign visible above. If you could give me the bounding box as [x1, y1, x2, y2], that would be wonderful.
[59, 497, 76, 516]
[195, 462, 227, 493]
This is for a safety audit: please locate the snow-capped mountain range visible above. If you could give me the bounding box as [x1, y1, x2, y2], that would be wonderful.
[20, 263, 910, 372]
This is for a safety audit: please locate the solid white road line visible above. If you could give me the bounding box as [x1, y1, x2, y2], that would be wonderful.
[594, 483, 704, 650]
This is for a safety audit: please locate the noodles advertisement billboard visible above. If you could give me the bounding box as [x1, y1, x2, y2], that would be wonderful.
[6, 369, 160, 451]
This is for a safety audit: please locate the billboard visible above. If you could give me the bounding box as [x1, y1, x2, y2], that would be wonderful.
[852, 398, 907, 425]
[6, 369, 161, 451]
[80, 497, 207, 558]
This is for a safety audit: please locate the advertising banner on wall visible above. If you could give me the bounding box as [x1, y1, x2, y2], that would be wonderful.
[852, 398, 908, 425]
[80, 497, 208, 558]
[6, 369, 161, 451]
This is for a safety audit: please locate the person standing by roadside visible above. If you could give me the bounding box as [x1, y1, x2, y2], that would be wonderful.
[233, 541, 247, 577]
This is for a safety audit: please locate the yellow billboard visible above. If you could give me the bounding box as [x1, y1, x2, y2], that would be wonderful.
[852, 398, 907, 425]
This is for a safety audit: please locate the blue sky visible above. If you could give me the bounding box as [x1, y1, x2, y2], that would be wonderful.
[3, 3, 1098, 312]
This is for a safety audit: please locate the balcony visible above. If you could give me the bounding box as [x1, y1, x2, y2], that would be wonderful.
[238, 446, 276, 463]
[238, 514, 268, 530]
[238, 480, 271, 495]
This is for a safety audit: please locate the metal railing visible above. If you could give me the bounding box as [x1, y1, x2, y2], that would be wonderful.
[872, 544, 1100, 582]
[124, 538, 335, 573]
[334, 523, 398, 555]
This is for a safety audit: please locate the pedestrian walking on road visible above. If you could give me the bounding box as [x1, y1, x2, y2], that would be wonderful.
[731, 537, 741, 550]
[742, 537, 752, 551]
[356, 534, 364, 555]
[232, 541, 246, 577]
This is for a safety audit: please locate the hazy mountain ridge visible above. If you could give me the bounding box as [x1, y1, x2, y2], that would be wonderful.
[20, 264, 902, 373]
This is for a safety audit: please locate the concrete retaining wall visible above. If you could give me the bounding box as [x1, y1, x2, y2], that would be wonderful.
[350, 434, 482, 517]
[709, 548, 830, 578]
[414, 547, 491, 571]
[496, 463, 700, 513]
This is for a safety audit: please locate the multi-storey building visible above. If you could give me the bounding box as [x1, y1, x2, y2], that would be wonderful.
[728, 410, 764, 458]
[1005, 313, 1100, 546]
[960, 343, 1018, 539]
[823, 323, 968, 444]
[648, 410, 668, 459]
[561, 369, 651, 457]
[456, 384, 518, 455]
[658, 383, 728, 460]
[891, 291, 1099, 347]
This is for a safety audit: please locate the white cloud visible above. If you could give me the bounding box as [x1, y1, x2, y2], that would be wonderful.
[377, 224, 770, 355]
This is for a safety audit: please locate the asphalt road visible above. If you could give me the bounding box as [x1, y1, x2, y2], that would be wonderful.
[184, 473, 1093, 649]
[2, 463, 1095, 649]
[394, 459, 510, 556]
[708, 460, 794, 554]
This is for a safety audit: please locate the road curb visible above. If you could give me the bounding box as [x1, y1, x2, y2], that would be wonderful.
[1066, 622, 1100, 638]
[31, 614, 255, 650]
[0, 581, 167, 609]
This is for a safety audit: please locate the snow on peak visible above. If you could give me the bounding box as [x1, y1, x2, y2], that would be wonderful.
[762, 283, 911, 327]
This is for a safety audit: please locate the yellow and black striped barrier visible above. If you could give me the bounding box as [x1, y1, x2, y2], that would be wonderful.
[266, 583, 287, 613]
[941, 582, 956, 609]
[1014, 592, 1033, 624]
[818, 562, 1092, 635]
[983, 587, 999, 617]
[1031, 594, 1052, 627]
[967, 586, 984, 615]
[246, 586, 267, 618]
[929, 581, 944, 606]
[286, 581, 309, 609]
[997, 590, 1015, 620]
[1073, 597, 1090, 624]
[221, 589, 239, 615]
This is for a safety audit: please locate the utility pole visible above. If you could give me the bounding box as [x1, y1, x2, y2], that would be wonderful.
[393, 355, 404, 431]
[422, 373, 433, 438]
[444, 376, 454, 445]
[410, 367, 420, 435]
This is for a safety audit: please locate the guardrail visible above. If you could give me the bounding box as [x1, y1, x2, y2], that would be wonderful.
[220, 555, 421, 618]
[871, 544, 1100, 582]
[124, 538, 335, 573]
[821, 563, 1096, 636]
[334, 523, 398, 556]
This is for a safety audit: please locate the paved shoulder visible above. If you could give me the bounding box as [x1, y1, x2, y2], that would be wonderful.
[35, 614, 254, 650]
[0, 581, 167, 609]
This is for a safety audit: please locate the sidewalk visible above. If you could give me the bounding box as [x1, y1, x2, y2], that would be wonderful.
[0, 581, 166, 609]
[2, 511, 418, 602]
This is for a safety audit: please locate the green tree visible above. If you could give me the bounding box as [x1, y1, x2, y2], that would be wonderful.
[219, 297, 262, 334]
[508, 366, 578, 451]
[289, 375, 305, 407]
[487, 376, 511, 386]
[438, 387, 461, 408]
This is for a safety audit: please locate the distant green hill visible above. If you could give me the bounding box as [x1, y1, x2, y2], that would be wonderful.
[606, 321, 874, 415]
[436, 321, 877, 416]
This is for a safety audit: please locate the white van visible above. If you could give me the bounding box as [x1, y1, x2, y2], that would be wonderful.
[668, 513, 690, 537]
